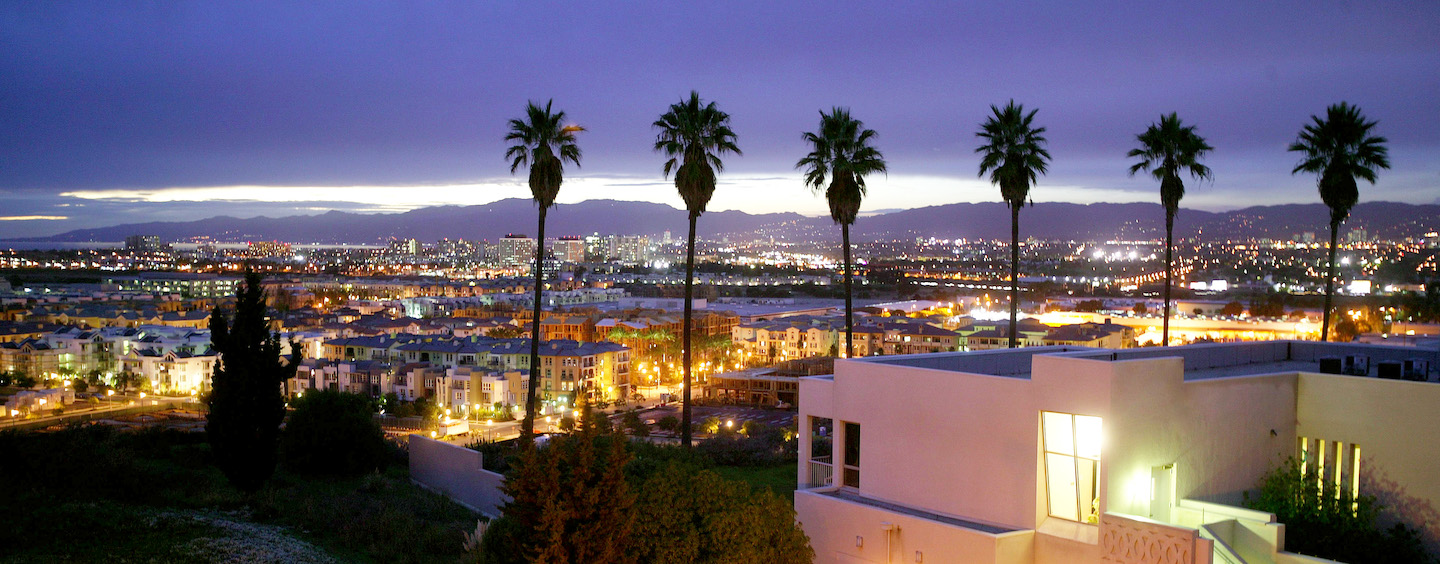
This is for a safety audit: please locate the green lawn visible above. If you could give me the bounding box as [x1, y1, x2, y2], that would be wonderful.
[711, 463, 799, 502]
[0, 427, 480, 564]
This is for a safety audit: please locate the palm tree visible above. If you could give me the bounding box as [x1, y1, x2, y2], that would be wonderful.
[653, 91, 740, 448]
[504, 100, 582, 441]
[975, 101, 1050, 348]
[1128, 113, 1213, 347]
[1289, 102, 1389, 341]
[796, 108, 887, 358]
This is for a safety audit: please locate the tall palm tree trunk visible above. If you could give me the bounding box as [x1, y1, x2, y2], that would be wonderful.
[843, 222, 854, 358]
[1008, 205, 1020, 349]
[521, 206, 547, 441]
[1322, 220, 1340, 342]
[1162, 209, 1174, 347]
[680, 212, 698, 448]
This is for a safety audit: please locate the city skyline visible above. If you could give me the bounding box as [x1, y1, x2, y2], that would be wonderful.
[2, 2, 1437, 239]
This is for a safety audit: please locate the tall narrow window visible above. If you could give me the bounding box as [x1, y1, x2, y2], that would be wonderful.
[843, 422, 861, 488]
[1042, 411, 1102, 523]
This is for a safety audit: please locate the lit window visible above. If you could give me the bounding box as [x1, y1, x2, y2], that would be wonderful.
[1042, 411, 1102, 523]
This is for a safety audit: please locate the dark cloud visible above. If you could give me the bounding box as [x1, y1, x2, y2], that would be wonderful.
[0, 1, 1436, 227]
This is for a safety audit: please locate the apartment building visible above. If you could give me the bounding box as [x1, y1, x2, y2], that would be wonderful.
[117, 345, 216, 394]
[319, 334, 630, 405]
[540, 315, 597, 342]
[552, 236, 584, 263]
[531, 340, 631, 403]
[795, 341, 1440, 563]
[962, 318, 1052, 350]
[733, 316, 961, 361]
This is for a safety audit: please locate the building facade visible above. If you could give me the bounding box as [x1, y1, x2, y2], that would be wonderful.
[796, 341, 1440, 563]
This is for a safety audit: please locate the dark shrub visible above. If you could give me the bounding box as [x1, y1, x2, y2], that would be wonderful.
[1244, 457, 1433, 563]
[280, 390, 388, 476]
[621, 411, 650, 437]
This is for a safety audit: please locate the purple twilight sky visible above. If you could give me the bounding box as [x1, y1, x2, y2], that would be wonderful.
[1, 1, 1437, 239]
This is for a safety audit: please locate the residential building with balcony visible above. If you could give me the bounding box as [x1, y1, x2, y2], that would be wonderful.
[118, 345, 216, 394]
[733, 316, 961, 361]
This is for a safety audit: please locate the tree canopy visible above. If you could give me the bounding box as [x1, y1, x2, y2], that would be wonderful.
[206, 269, 300, 493]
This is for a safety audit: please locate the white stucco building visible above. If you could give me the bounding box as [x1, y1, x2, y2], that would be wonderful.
[796, 341, 1440, 564]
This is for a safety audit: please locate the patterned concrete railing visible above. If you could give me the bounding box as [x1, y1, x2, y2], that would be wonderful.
[1101, 512, 1213, 564]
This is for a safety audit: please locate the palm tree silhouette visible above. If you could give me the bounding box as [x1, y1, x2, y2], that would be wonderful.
[504, 100, 582, 441]
[1289, 102, 1388, 342]
[797, 108, 887, 358]
[1128, 113, 1213, 347]
[653, 91, 740, 447]
[976, 101, 1050, 348]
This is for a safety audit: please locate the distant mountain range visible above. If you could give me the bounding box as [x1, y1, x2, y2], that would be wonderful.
[12, 199, 1439, 244]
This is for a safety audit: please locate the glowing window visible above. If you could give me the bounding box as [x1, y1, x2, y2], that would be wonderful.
[1042, 411, 1102, 523]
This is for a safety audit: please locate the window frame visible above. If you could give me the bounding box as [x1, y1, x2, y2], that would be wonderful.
[1041, 411, 1102, 523]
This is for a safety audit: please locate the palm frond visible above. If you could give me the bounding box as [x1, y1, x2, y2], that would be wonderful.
[1128, 113, 1214, 213]
[504, 99, 583, 208]
[1288, 102, 1390, 224]
[975, 101, 1050, 209]
[653, 91, 741, 216]
[796, 107, 887, 226]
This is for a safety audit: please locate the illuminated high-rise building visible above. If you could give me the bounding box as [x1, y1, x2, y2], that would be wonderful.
[498, 234, 536, 268]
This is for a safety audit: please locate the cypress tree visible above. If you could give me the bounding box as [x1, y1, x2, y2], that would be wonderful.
[485, 402, 636, 563]
[206, 269, 300, 493]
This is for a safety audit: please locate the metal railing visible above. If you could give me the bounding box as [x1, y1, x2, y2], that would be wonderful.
[807, 457, 834, 488]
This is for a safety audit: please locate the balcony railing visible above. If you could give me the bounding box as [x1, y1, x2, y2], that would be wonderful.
[807, 456, 834, 488]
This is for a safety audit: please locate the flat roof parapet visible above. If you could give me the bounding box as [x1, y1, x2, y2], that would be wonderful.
[855, 345, 1097, 378]
[844, 340, 1437, 382]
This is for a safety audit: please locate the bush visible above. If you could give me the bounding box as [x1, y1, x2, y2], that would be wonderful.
[71, 379, 89, 393]
[621, 411, 650, 437]
[1244, 457, 1433, 563]
[466, 438, 521, 474]
[656, 415, 679, 433]
[413, 397, 440, 422]
[699, 416, 726, 435]
[631, 462, 812, 563]
[380, 392, 401, 414]
[280, 390, 389, 476]
[483, 414, 633, 564]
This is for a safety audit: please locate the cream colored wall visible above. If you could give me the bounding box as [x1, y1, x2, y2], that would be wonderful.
[828, 359, 1043, 530]
[799, 348, 1440, 562]
[1103, 358, 1296, 516]
[801, 354, 1123, 534]
[1296, 373, 1440, 553]
[800, 354, 1119, 531]
[795, 490, 1034, 564]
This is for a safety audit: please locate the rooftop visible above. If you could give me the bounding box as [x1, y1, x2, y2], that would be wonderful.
[857, 340, 1439, 382]
[820, 490, 1021, 534]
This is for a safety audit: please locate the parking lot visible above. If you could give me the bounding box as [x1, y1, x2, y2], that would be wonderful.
[637, 404, 797, 430]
